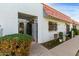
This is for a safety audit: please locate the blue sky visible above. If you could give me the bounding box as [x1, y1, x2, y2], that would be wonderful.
[47, 3, 79, 22]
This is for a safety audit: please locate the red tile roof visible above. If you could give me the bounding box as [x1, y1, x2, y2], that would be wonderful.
[72, 20, 79, 25]
[43, 4, 73, 23]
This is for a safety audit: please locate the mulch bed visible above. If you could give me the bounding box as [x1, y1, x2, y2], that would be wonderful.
[42, 38, 71, 50]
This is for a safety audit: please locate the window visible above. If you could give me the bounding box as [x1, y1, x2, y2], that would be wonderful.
[48, 21, 57, 31]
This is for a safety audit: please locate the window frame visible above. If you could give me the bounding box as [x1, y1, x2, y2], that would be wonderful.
[48, 21, 57, 31]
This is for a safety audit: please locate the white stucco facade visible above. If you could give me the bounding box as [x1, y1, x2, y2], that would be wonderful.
[38, 17, 67, 43]
[0, 4, 18, 36]
[76, 25, 79, 30]
[0, 3, 74, 43]
[0, 3, 44, 43]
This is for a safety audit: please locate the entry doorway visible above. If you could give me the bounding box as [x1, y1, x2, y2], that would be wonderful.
[18, 12, 38, 43]
[18, 20, 32, 36]
[26, 22, 32, 36]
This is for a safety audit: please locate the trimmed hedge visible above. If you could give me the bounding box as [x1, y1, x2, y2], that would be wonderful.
[72, 28, 79, 35]
[0, 33, 32, 56]
[74, 30, 79, 35]
[77, 30, 79, 35]
[59, 32, 63, 39]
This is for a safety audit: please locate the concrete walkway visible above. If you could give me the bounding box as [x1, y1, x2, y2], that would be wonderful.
[30, 43, 53, 56]
[30, 36, 79, 56]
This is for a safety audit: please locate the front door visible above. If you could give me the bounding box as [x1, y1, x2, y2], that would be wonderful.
[26, 22, 32, 36]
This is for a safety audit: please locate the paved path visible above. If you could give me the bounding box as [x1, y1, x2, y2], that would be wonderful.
[30, 42, 54, 56]
[30, 36, 79, 56]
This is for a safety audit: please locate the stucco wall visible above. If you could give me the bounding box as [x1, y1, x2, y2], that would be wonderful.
[38, 17, 67, 43]
[0, 3, 45, 43]
[0, 3, 74, 43]
[0, 3, 43, 37]
[0, 4, 18, 36]
[17, 3, 44, 43]
[69, 24, 73, 31]
[76, 25, 79, 30]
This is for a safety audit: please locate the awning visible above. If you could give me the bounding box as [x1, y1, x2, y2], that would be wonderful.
[18, 12, 37, 20]
[43, 4, 73, 23]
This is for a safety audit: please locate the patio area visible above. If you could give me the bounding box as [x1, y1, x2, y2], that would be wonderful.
[30, 36, 79, 56]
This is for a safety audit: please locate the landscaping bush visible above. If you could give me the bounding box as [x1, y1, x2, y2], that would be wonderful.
[68, 31, 72, 38]
[77, 30, 79, 35]
[65, 31, 72, 41]
[0, 33, 32, 56]
[72, 28, 78, 36]
[75, 30, 79, 35]
[59, 32, 63, 39]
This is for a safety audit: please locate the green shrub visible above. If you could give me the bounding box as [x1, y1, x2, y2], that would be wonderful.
[72, 28, 78, 35]
[59, 32, 63, 39]
[0, 33, 32, 56]
[77, 30, 79, 35]
[67, 31, 72, 38]
[72, 28, 79, 35]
